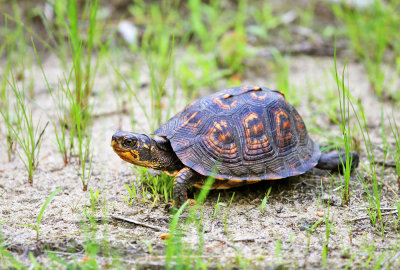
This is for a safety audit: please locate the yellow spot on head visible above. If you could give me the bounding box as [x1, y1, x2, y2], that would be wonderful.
[143, 142, 150, 149]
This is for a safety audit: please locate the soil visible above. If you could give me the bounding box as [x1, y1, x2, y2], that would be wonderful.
[1, 53, 400, 269]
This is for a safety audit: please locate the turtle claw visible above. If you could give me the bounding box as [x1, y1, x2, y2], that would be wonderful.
[165, 200, 178, 214]
[187, 199, 196, 206]
[165, 198, 196, 213]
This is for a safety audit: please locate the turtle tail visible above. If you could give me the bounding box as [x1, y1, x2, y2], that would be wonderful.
[316, 151, 359, 172]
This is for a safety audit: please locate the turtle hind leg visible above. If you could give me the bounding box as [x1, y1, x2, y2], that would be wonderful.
[316, 151, 359, 172]
[171, 167, 203, 208]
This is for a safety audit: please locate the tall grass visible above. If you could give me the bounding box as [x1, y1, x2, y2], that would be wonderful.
[42, 0, 100, 189]
[0, 72, 47, 185]
[333, 42, 354, 206]
[63, 75, 93, 191]
[40, 0, 101, 121]
[0, 63, 16, 162]
[52, 81, 69, 166]
[389, 116, 400, 190]
[331, 1, 399, 100]
[353, 101, 384, 232]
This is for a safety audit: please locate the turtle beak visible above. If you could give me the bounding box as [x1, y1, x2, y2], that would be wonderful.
[111, 136, 119, 148]
[111, 140, 116, 147]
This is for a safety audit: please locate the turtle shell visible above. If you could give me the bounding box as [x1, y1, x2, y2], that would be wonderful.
[153, 86, 321, 181]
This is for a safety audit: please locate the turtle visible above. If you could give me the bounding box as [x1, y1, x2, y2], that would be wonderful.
[111, 86, 359, 207]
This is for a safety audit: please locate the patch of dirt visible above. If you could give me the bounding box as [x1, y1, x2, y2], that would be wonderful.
[1, 53, 400, 269]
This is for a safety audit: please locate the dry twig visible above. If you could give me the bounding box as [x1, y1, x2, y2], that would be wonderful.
[111, 214, 168, 232]
[350, 210, 398, 222]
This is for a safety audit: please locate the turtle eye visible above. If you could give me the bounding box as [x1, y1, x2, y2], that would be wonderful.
[123, 138, 137, 147]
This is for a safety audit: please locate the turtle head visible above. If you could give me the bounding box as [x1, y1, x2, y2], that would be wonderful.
[111, 131, 182, 171]
[111, 131, 154, 167]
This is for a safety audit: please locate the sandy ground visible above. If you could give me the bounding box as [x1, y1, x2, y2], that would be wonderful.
[1, 53, 400, 269]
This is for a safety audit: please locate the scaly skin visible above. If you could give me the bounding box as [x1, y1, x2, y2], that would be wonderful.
[316, 151, 359, 172]
[173, 167, 204, 207]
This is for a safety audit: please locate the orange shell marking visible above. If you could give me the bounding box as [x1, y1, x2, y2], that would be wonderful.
[295, 114, 305, 130]
[250, 91, 269, 101]
[274, 109, 292, 148]
[243, 112, 270, 151]
[207, 120, 237, 154]
[213, 97, 238, 110]
[180, 111, 199, 128]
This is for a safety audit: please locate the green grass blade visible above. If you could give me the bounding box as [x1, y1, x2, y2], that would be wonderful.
[37, 187, 63, 229]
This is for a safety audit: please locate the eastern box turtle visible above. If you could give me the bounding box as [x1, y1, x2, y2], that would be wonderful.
[111, 86, 359, 206]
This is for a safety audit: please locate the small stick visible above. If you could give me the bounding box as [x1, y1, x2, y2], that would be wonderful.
[332, 185, 343, 192]
[49, 164, 68, 172]
[111, 214, 168, 232]
[208, 238, 237, 251]
[375, 160, 398, 168]
[354, 207, 397, 211]
[381, 180, 398, 196]
[350, 210, 398, 222]
[204, 242, 225, 252]
[276, 215, 297, 219]
[232, 237, 260, 242]
[47, 249, 84, 256]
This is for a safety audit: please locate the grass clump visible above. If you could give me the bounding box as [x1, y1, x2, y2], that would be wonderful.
[61, 77, 94, 191]
[122, 183, 137, 206]
[0, 73, 48, 185]
[133, 167, 174, 206]
[51, 0, 100, 113]
[60, 0, 99, 191]
[165, 177, 215, 269]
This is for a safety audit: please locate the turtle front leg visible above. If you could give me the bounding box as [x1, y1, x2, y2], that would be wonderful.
[172, 167, 202, 208]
